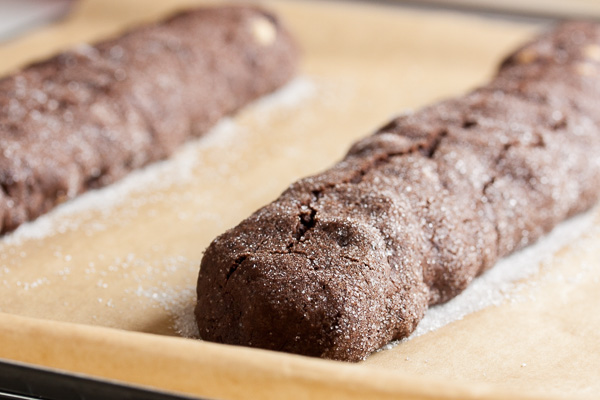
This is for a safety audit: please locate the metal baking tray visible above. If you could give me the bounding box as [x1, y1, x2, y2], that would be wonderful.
[0, 359, 205, 400]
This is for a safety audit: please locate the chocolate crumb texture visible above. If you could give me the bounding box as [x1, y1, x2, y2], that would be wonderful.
[195, 21, 600, 361]
[0, 5, 298, 234]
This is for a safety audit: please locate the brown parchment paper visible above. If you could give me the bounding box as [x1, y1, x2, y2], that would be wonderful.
[0, 0, 598, 399]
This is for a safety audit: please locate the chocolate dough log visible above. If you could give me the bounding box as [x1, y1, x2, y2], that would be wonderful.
[0, 6, 298, 233]
[195, 22, 600, 361]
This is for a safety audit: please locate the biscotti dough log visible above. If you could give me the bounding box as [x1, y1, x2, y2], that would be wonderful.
[196, 21, 600, 361]
[0, 6, 297, 234]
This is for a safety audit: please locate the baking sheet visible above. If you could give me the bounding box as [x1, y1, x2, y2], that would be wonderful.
[407, 0, 600, 19]
[0, 0, 598, 399]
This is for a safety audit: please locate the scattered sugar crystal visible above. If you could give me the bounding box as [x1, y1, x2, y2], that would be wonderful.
[249, 77, 316, 117]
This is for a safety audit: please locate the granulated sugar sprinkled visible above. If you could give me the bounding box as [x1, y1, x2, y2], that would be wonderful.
[250, 76, 316, 116]
[0, 77, 315, 248]
[87, 252, 200, 331]
[378, 206, 598, 352]
[130, 281, 199, 338]
[172, 294, 201, 338]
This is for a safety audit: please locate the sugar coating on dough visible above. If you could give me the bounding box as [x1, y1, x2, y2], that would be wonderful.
[0, 5, 298, 234]
[195, 21, 600, 361]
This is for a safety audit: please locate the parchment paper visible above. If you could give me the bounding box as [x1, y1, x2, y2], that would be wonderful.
[0, 0, 598, 399]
